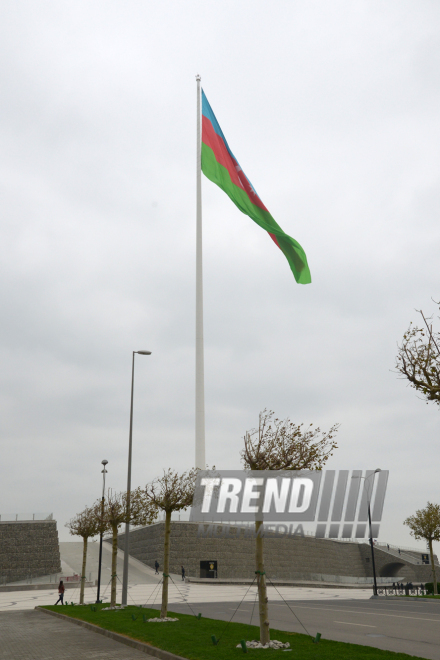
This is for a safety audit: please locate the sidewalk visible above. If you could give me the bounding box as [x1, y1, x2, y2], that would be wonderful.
[0, 609, 157, 659]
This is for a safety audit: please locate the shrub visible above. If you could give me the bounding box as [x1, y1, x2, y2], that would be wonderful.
[424, 582, 440, 594]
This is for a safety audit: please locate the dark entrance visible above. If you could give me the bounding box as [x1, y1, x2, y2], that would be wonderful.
[200, 560, 217, 578]
[379, 562, 406, 578]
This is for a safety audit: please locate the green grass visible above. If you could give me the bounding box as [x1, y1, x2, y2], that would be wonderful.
[41, 604, 427, 660]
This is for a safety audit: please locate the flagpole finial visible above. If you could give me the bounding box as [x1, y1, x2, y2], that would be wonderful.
[196, 74, 201, 82]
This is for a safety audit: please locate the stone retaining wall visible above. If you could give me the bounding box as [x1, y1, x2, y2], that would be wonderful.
[116, 521, 365, 580]
[114, 521, 435, 583]
[0, 520, 61, 583]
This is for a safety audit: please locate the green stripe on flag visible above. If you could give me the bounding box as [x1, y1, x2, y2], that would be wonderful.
[201, 143, 311, 284]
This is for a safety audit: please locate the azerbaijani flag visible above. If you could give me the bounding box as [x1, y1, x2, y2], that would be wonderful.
[201, 90, 311, 284]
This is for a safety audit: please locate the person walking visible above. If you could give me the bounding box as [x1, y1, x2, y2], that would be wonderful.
[181, 565, 185, 581]
[154, 560, 159, 575]
[55, 580, 65, 605]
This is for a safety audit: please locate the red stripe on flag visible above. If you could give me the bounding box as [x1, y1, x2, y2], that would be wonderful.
[202, 116, 242, 186]
[202, 116, 269, 214]
[268, 232, 281, 249]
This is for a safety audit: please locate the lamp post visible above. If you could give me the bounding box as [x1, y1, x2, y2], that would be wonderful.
[96, 459, 108, 603]
[352, 469, 381, 596]
[121, 350, 151, 606]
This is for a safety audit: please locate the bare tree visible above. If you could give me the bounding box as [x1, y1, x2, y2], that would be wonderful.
[144, 468, 198, 618]
[65, 506, 100, 604]
[396, 304, 440, 407]
[404, 502, 440, 594]
[100, 489, 157, 607]
[241, 410, 339, 645]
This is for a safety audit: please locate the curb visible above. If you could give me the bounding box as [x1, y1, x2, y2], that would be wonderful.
[0, 582, 93, 593]
[186, 578, 372, 589]
[36, 607, 186, 660]
[373, 596, 440, 603]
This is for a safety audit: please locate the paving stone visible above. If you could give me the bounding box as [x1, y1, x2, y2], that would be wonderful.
[0, 610, 157, 659]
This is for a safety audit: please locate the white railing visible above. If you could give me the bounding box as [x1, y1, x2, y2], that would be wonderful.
[335, 537, 429, 554]
[0, 513, 53, 522]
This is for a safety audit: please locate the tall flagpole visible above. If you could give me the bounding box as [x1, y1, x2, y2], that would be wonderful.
[195, 74, 206, 470]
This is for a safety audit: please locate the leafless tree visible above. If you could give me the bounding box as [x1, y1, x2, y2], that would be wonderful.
[404, 502, 440, 594]
[144, 468, 198, 618]
[99, 488, 157, 607]
[241, 409, 339, 645]
[65, 506, 100, 604]
[396, 303, 440, 407]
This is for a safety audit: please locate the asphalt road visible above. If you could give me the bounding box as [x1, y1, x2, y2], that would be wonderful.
[170, 598, 440, 659]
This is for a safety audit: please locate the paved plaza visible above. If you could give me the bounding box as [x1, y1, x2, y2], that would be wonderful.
[0, 609, 157, 659]
[0, 580, 371, 611]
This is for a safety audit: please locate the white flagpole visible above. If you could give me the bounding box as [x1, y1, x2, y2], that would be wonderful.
[195, 74, 206, 470]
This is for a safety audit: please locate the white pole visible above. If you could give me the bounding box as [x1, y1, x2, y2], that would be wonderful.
[195, 74, 206, 470]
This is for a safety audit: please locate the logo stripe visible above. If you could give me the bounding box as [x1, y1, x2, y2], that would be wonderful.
[356, 523, 367, 538]
[315, 523, 326, 538]
[328, 523, 340, 538]
[331, 470, 349, 521]
[371, 523, 380, 537]
[344, 470, 362, 521]
[371, 470, 388, 521]
[341, 523, 353, 538]
[317, 471, 335, 521]
[358, 470, 374, 522]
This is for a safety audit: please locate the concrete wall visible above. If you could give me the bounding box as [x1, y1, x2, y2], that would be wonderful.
[0, 520, 61, 583]
[116, 522, 435, 583]
[358, 544, 436, 582]
[118, 522, 366, 580]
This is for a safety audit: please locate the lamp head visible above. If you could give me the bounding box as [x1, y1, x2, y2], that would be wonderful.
[101, 460, 108, 466]
[374, 468, 381, 474]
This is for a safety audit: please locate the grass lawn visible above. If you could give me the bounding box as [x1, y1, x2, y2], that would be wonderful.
[399, 594, 440, 600]
[42, 604, 426, 660]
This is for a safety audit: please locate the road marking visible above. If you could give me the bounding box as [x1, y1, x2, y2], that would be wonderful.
[334, 621, 376, 627]
[284, 604, 440, 623]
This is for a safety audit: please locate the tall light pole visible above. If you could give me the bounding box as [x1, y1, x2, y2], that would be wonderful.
[121, 350, 151, 606]
[96, 459, 108, 603]
[352, 469, 381, 596]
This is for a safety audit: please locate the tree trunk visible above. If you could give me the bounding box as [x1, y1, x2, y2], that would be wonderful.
[111, 524, 118, 607]
[80, 536, 88, 605]
[160, 510, 171, 618]
[428, 539, 438, 594]
[255, 520, 270, 645]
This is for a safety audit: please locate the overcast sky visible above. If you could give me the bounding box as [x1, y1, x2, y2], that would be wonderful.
[0, 1, 439, 553]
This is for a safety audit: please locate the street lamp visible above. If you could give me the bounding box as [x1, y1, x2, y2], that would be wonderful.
[96, 459, 108, 603]
[121, 350, 152, 606]
[352, 469, 381, 596]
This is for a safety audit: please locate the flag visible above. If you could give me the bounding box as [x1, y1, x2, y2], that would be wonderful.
[201, 90, 311, 284]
